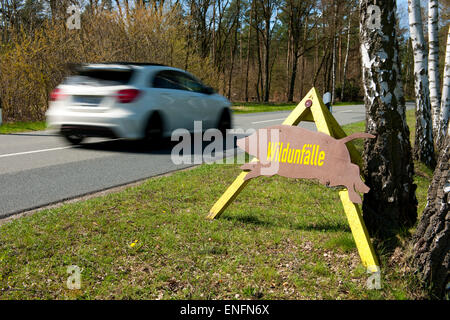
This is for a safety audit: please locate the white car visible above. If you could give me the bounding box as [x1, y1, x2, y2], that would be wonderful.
[46, 63, 232, 145]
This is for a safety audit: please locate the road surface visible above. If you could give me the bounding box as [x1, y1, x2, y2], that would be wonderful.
[0, 103, 413, 218]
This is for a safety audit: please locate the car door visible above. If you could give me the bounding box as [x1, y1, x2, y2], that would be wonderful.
[173, 72, 213, 130]
[150, 70, 194, 132]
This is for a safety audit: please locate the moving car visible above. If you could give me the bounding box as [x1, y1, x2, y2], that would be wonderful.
[46, 62, 232, 145]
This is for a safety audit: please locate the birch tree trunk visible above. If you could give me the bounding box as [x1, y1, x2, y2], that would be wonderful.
[428, 0, 441, 142]
[437, 27, 450, 151]
[331, 2, 338, 103]
[412, 133, 449, 299]
[341, 9, 352, 102]
[244, 0, 254, 102]
[408, 0, 436, 168]
[360, 0, 417, 240]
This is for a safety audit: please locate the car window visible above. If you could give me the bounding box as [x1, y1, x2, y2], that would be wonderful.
[152, 70, 205, 93]
[175, 73, 205, 93]
[66, 68, 134, 85]
[152, 71, 183, 90]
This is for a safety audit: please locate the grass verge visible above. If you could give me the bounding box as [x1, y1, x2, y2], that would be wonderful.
[231, 101, 363, 114]
[0, 121, 47, 134]
[0, 109, 429, 299]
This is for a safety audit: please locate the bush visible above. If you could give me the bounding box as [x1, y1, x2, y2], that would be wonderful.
[0, 7, 215, 122]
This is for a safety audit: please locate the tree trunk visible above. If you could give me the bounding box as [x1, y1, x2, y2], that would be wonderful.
[412, 134, 449, 299]
[264, 15, 271, 102]
[437, 27, 450, 151]
[244, 0, 254, 102]
[428, 0, 441, 142]
[331, 2, 338, 104]
[227, 0, 240, 100]
[360, 0, 417, 241]
[341, 9, 351, 102]
[313, 39, 329, 87]
[300, 55, 305, 100]
[408, 0, 436, 168]
[288, 53, 298, 103]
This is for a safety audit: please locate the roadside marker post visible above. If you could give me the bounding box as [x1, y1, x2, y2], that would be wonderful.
[207, 87, 380, 272]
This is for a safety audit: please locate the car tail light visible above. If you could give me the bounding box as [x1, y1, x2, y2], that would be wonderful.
[50, 88, 66, 101]
[116, 89, 140, 103]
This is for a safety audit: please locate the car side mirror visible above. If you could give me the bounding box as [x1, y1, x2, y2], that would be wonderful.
[202, 86, 215, 95]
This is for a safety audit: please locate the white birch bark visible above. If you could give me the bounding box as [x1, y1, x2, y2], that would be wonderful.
[360, 0, 417, 237]
[428, 0, 441, 141]
[408, 0, 435, 167]
[437, 26, 450, 149]
[341, 9, 351, 102]
[331, 2, 338, 103]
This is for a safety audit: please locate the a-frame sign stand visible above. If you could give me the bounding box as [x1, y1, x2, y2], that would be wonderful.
[207, 88, 380, 273]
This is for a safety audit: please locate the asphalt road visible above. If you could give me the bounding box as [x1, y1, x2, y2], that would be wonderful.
[0, 103, 413, 218]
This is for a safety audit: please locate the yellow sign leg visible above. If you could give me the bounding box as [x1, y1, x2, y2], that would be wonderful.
[339, 190, 379, 271]
[206, 170, 251, 220]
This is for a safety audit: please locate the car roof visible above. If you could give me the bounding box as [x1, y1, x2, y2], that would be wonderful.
[84, 62, 166, 67]
[70, 62, 189, 74]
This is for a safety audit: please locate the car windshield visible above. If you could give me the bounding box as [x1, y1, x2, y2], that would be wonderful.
[65, 68, 134, 86]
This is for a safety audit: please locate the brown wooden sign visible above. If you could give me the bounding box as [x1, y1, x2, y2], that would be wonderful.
[237, 125, 375, 204]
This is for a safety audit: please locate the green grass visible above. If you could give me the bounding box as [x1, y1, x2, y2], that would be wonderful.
[0, 109, 429, 299]
[333, 101, 364, 106]
[0, 121, 47, 134]
[231, 101, 363, 114]
[232, 102, 297, 114]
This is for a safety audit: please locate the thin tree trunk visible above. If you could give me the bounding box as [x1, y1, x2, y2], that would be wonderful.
[300, 55, 305, 99]
[428, 0, 441, 142]
[331, 1, 338, 103]
[239, 23, 243, 101]
[437, 27, 450, 151]
[245, 0, 254, 102]
[314, 26, 319, 74]
[212, 0, 216, 64]
[408, 0, 436, 168]
[286, 26, 292, 101]
[115, 0, 123, 17]
[227, 42, 234, 100]
[341, 9, 352, 102]
[313, 42, 328, 87]
[184, 32, 191, 71]
[227, 0, 240, 100]
[264, 15, 271, 102]
[256, 27, 263, 102]
[288, 54, 298, 102]
[360, 0, 417, 241]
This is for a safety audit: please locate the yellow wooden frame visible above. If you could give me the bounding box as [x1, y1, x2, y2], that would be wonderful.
[207, 87, 379, 272]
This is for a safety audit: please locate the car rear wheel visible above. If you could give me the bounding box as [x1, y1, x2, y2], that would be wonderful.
[218, 109, 231, 136]
[62, 133, 84, 145]
[143, 113, 163, 148]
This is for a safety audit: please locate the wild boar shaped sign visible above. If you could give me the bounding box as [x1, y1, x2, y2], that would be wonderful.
[236, 125, 375, 204]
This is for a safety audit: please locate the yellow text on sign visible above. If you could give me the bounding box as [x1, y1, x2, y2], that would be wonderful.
[267, 142, 325, 166]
